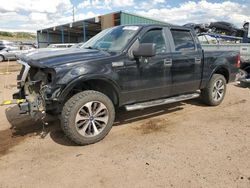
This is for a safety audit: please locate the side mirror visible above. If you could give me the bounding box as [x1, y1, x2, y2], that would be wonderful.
[133, 43, 156, 58]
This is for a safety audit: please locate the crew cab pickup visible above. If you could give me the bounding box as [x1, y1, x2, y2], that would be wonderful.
[13, 24, 240, 145]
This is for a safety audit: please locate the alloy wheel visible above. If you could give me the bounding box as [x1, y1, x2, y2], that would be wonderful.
[212, 79, 225, 101]
[75, 101, 109, 137]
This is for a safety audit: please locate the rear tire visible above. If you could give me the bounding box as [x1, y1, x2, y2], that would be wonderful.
[61, 90, 115, 145]
[240, 80, 250, 88]
[201, 74, 227, 106]
[244, 67, 250, 79]
[0, 55, 4, 62]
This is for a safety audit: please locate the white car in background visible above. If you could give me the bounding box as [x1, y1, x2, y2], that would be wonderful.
[47, 43, 76, 49]
[0, 40, 14, 51]
[0, 46, 36, 62]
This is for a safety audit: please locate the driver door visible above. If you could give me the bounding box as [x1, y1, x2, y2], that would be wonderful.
[116, 27, 172, 105]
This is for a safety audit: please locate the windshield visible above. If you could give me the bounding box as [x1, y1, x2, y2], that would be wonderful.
[81, 26, 140, 52]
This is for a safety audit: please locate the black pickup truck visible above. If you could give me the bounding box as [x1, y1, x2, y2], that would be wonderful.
[14, 24, 240, 145]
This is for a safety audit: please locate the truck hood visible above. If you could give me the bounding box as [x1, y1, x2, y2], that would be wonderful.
[18, 48, 112, 68]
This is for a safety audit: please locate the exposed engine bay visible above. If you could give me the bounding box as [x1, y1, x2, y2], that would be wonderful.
[14, 60, 52, 119]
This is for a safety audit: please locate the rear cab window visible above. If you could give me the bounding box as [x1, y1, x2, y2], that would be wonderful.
[170, 29, 196, 51]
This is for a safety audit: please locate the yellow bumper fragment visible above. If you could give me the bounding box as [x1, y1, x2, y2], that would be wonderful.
[1, 99, 26, 106]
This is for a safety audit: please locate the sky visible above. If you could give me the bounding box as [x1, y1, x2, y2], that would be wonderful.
[0, 0, 250, 32]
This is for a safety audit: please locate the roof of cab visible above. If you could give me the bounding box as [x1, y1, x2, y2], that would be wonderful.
[119, 23, 192, 31]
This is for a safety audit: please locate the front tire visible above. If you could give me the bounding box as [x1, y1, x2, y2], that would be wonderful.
[201, 74, 227, 106]
[61, 90, 115, 145]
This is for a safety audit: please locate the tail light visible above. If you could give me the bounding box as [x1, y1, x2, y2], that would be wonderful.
[236, 54, 241, 68]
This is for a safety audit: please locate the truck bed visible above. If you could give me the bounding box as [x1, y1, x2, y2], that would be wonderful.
[202, 43, 250, 63]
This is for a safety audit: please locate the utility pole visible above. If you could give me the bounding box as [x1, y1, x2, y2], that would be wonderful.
[72, 6, 75, 22]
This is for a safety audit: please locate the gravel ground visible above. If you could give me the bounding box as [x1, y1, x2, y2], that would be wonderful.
[0, 61, 250, 188]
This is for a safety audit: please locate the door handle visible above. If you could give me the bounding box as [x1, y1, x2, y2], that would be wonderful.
[195, 58, 202, 64]
[164, 59, 172, 67]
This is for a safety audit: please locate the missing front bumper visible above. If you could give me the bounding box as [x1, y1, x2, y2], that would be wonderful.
[13, 80, 47, 119]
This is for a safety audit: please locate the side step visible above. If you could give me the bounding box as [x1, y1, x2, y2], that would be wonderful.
[125, 92, 200, 111]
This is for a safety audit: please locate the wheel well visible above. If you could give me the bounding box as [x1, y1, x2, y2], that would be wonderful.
[66, 79, 119, 107]
[214, 68, 229, 83]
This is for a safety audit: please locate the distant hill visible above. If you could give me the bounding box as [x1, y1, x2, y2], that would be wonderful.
[0, 31, 36, 42]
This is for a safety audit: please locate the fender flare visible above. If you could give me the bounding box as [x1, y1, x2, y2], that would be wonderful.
[58, 74, 121, 103]
[209, 65, 230, 83]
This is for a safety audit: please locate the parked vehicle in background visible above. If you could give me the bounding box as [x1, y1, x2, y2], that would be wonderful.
[47, 43, 75, 49]
[0, 40, 14, 50]
[199, 33, 250, 80]
[0, 46, 36, 62]
[70, 42, 85, 48]
[240, 50, 250, 82]
[208, 22, 244, 37]
[242, 22, 250, 43]
[14, 24, 240, 145]
[198, 33, 242, 44]
[243, 22, 249, 32]
[183, 23, 209, 34]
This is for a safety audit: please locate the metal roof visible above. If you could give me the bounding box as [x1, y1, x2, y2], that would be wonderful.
[37, 11, 171, 32]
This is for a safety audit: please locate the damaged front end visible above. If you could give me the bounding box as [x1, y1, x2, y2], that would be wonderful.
[13, 60, 58, 120]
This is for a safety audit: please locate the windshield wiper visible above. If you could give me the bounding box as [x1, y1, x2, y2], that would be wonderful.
[84, 46, 112, 53]
[84, 46, 100, 50]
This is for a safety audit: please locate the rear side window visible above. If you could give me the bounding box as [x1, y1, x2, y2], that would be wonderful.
[171, 30, 195, 51]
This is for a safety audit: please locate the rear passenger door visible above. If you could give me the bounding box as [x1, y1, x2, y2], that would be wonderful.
[169, 29, 203, 95]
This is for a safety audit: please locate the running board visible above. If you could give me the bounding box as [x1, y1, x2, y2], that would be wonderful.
[125, 92, 200, 111]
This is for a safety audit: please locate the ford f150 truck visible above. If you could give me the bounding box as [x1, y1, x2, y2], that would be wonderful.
[13, 24, 240, 145]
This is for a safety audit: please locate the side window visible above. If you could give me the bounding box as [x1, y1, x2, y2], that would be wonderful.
[140, 29, 167, 54]
[171, 30, 195, 51]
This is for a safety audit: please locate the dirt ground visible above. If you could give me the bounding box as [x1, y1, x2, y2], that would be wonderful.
[0, 61, 250, 188]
